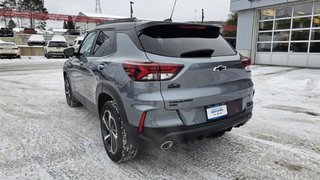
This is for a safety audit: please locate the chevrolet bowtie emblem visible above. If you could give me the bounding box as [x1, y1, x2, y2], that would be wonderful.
[213, 65, 227, 72]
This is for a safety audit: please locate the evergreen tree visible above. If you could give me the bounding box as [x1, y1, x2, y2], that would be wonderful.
[222, 12, 238, 37]
[0, 0, 18, 27]
[17, 0, 48, 28]
[8, 19, 17, 29]
[63, 16, 75, 29]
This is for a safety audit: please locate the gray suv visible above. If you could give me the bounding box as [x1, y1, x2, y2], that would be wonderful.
[63, 19, 254, 163]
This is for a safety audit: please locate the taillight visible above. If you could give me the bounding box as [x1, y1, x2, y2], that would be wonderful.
[122, 61, 184, 81]
[241, 57, 252, 72]
[138, 112, 147, 134]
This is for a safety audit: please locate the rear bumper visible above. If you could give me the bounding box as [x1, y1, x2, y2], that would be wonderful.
[126, 106, 253, 146]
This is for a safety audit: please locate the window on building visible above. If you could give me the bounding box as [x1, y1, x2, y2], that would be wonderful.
[273, 31, 290, 41]
[310, 42, 320, 53]
[311, 29, 320, 40]
[258, 32, 272, 41]
[260, 8, 275, 20]
[273, 43, 289, 52]
[258, 2, 320, 54]
[259, 21, 273, 31]
[293, 17, 311, 29]
[275, 19, 291, 30]
[315, 3, 320, 15]
[313, 16, 320, 27]
[290, 42, 308, 52]
[293, 3, 313, 16]
[257, 43, 271, 52]
[291, 30, 310, 41]
[276, 6, 292, 18]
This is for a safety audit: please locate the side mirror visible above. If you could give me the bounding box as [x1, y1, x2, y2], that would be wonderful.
[64, 47, 75, 57]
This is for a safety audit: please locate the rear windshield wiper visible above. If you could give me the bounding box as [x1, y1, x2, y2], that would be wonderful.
[180, 49, 214, 58]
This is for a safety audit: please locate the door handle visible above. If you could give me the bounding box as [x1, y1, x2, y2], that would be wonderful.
[98, 64, 105, 71]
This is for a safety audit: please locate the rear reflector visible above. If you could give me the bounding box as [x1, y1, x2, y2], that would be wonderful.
[138, 112, 147, 134]
[122, 61, 184, 81]
[241, 57, 252, 71]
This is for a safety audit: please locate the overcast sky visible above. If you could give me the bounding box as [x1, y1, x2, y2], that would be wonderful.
[44, 0, 231, 22]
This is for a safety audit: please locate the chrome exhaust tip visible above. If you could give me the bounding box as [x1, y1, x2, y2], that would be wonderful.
[160, 141, 174, 150]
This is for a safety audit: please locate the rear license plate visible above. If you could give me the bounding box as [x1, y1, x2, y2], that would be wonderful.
[206, 104, 228, 120]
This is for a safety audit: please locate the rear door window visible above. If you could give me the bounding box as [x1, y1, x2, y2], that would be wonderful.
[92, 30, 116, 57]
[79, 32, 96, 56]
[138, 25, 236, 58]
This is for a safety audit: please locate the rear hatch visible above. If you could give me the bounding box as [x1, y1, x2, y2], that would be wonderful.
[137, 23, 254, 125]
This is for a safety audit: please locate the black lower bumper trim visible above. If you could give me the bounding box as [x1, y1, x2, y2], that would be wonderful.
[125, 107, 253, 146]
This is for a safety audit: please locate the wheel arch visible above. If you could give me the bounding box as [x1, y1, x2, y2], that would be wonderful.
[97, 83, 129, 125]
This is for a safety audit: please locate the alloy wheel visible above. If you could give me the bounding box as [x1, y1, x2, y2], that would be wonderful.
[102, 110, 118, 154]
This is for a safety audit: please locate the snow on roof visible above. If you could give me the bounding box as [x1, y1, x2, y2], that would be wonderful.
[79, 12, 128, 19]
[78, 12, 158, 21]
[51, 35, 67, 42]
[28, 35, 45, 42]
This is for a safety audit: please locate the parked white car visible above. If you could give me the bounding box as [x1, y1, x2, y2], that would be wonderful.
[44, 36, 68, 58]
[28, 35, 46, 46]
[0, 42, 20, 58]
[73, 36, 84, 52]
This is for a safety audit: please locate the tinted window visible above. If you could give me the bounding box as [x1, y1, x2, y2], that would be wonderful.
[259, 21, 273, 31]
[48, 41, 67, 47]
[79, 32, 96, 56]
[291, 30, 310, 41]
[290, 42, 308, 53]
[93, 30, 116, 57]
[293, 17, 311, 29]
[310, 42, 320, 53]
[275, 19, 291, 30]
[311, 29, 320, 40]
[273, 43, 288, 52]
[139, 25, 236, 58]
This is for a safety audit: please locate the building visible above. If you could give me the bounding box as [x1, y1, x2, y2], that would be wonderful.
[75, 12, 128, 33]
[231, 0, 320, 67]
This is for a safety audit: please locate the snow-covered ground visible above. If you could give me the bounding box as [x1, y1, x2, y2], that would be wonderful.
[0, 59, 319, 179]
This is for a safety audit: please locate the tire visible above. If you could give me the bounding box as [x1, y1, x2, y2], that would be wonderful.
[100, 101, 138, 163]
[64, 75, 82, 107]
[207, 131, 226, 138]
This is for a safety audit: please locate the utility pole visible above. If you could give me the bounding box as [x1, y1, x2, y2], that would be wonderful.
[130, 1, 134, 18]
[202, 9, 204, 23]
[96, 0, 102, 14]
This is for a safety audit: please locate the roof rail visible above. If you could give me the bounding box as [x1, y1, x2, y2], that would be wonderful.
[98, 17, 139, 26]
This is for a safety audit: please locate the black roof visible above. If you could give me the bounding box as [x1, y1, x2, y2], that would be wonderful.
[96, 18, 220, 31]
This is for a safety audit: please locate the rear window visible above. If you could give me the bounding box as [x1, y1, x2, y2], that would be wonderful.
[49, 41, 68, 47]
[139, 25, 236, 58]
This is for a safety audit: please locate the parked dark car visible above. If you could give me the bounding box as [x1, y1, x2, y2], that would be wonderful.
[0, 28, 14, 37]
[63, 20, 254, 163]
[23, 28, 37, 34]
[65, 29, 80, 36]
